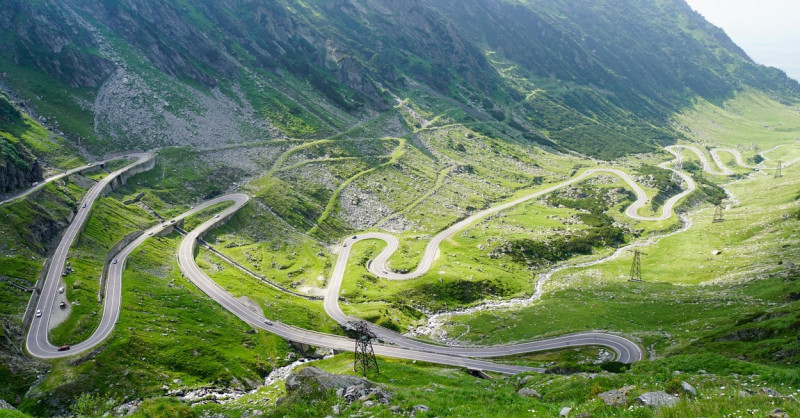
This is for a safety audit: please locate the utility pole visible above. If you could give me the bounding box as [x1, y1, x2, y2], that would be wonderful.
[629, 249, 646, 282]
[775, 161, 783, 178]
[353, 321, 379, 377]
[713, 201, 725, 223]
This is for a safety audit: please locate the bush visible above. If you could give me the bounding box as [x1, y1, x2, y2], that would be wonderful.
[600, 361, 631, 373]
[589, 383, 604, 398]
[665, 377, 683, 395]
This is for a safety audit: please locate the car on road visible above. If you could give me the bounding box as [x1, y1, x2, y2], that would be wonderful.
[353, 235, 358, 239]
[57, 345, 70, 352]
[82, 203, 86, 208]
[32, 182, 39, 187]
[343, 243, 347, 247]
[35, 309, 42, 317]
[112, 259, 118, 264]
[170, 219, 176, 224]
[58, 287, 64, 294]
[147, 231, 154, 236]
[264, 319, 273, 325]
[214, 214, 220, 218]
[59, 301, 67, 309]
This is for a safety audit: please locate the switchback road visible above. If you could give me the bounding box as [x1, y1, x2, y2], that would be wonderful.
[26, 143, 781, 372]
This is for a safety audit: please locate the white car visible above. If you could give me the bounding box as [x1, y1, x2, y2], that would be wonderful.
[35, 309, 42, 318]
[82, 203, 86, 208]
[148, 231, 154, 236]
[58, 287, 64, 294]
[264, 319, 273, 325]
[214, 214, 220, 218]
[112, 259, 118, 264]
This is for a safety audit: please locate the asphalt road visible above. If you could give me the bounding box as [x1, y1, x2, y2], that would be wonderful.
[25, 143, 778, 372]
[1, 156, 138, 206]
[25, 153, 153, 358]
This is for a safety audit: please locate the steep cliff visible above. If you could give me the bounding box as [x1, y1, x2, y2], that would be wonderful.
[0, 92, 42, 194]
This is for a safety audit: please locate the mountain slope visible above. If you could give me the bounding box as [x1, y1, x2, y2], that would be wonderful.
[0, 0, 797, 158]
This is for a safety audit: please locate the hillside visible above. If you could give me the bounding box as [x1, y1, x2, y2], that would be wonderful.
[0, 1, 799, 417]
[1, 0, 797, 158]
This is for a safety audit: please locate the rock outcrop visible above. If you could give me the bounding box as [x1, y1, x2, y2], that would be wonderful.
[598, 386, 635, 406]
[635, 391, 679, 408]
[0, 154, 42, 195]
[285, 367, 372, 394]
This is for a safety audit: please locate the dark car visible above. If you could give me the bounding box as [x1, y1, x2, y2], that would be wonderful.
[57, 345, 70, 352]
[59, 301, 67, 309]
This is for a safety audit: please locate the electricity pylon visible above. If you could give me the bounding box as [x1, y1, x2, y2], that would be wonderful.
[775, 161, 783, 178]
[629, 249, 646, 282]
[713, 202, 725, 223]
[353, 321, 379, 377]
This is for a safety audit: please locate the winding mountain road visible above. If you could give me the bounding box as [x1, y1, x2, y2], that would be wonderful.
[24, 142, 786, 373]
[26, 153, 153, 358]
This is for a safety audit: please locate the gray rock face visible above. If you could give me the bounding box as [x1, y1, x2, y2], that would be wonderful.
[518, 387, 542, 398]
[680, 381, 697, 397]
[0, 157, 42, 194]
[635, 391, 679, 408]
[598, 385, 634, 406]
[0, 399, 17, 411]
[285, 367, 372, 393]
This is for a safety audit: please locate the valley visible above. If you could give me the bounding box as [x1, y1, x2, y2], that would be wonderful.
[1, 1, 800, 416]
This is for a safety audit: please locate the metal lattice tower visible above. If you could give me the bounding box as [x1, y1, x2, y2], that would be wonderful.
[713, 202, 725, 223]
[714, 203, 725, 223]
[671, 147, 684, 186]
[629, 249, 646, 282]
[353, 321, 379, 377]
[775, 161, 783, 178]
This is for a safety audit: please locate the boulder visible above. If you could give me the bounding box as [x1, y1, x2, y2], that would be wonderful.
[560, 406, 572, 416]
[411, 404, 430, 417]
[680, 381, 697, 397]
[597, 386, 634, 406]
[285, 367, 372, 394]
[518, 388, 542, 399]
[635, 391, 679, 408]
[760, 387, 782, 398]
[768, 408, 790, 418]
